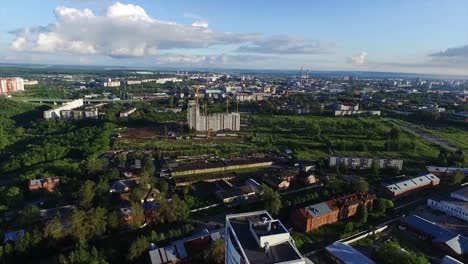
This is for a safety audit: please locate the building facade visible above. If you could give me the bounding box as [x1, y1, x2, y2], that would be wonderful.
[0, 77, 24, 95]
[329, 156, 403, 171]
[187, 100, 240, 132]
[291, 193, 374, 232]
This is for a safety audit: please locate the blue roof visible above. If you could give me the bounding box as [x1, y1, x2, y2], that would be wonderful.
[401, 215, 468, 255]
[326, 242, 376, 264]
[306, 202, 332, 217]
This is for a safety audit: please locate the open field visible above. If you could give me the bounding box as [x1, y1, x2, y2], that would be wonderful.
[423, 127, 468, 151]
[252, 115, 440, 170]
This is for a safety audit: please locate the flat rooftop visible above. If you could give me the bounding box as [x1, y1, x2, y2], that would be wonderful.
[226, 211, 304, 264]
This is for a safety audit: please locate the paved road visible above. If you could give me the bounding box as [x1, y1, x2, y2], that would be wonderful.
[385, 118, 459, 151]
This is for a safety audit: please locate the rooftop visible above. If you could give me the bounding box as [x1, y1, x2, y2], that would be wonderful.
[451, 186, 468, 201]
[226, 211, 304, 264]
[325, 242, 376, 264]
[400, 215, 468, 255]
[385, 173, 439, 195]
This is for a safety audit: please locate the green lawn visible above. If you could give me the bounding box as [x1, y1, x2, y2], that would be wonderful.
[425, 127, 468, 151]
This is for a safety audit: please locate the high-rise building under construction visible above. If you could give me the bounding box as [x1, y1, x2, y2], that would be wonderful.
[187, 100, 240, 132]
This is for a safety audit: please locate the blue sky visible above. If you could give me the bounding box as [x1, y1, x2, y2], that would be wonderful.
[1, 0, 467, 74]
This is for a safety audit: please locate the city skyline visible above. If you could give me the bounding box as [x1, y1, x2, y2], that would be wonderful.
[1, 0, 467, 75]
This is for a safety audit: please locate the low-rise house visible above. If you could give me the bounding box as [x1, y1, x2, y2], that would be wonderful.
[110, 178, 140, 193]
[28, 176, 60, 192]
[382, 173, 440, 198]
[40, 205, 77, 223]
[291, 192, 374, 232]
[149, 228, 224, 264]
[3, 230, 25, 244]
[216, 185, 256, 207]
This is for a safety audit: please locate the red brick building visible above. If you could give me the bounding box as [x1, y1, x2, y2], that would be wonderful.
[291, 193, 374, 232]
[28, 177, 60, 192]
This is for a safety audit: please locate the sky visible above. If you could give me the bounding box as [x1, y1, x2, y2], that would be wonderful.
[0, 0, 467, 75]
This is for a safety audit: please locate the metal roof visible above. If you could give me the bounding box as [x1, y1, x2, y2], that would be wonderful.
[326, 242, 376, 264]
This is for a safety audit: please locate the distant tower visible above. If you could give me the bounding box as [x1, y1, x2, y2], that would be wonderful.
[300, 66, 304, 85]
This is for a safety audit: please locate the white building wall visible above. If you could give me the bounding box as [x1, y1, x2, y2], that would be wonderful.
[427, 199, 468, 222]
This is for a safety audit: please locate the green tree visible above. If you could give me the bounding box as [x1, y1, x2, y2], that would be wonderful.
[44, 216, 65, 240]
[107, 210, 121, 231]
[261, 184, 282, 215]
[127, 236, 149, 261]
[389, 127, 400, 140]
[18, 206, 41, 227]
[355, 204, 368, 225]
[130, 202, 145, 228]
[79, 180, 95, 209]
[69, 210, 88, 242]
[371, 160, 380, 175]
[87, 207, 108, 238]
[447, 170, 465, 185]
[353, 179, 369, 193]
[60, 242, 108, 264]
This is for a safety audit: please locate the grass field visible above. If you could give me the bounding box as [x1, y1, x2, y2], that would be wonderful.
[424, 127, 468, 151]
[251, 115, 440, 170]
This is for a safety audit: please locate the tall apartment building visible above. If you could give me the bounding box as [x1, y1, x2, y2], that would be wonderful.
[225, 211, 305, 264]
[291, 193, 374, 232]
[187, 100, 240, 132]
[329, 155, 403, 171]
[0, 77, 24, 95]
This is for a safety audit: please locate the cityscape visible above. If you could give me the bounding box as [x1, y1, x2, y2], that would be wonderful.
[0, 1, 467, 264]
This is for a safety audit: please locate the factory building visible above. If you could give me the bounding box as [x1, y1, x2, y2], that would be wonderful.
[0, 77, 24, 95]
[187, 100, 240, 132]
[383, 173, 440, 198]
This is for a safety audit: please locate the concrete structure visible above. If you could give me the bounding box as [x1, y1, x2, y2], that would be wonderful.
[383, 173, 440, 198]
[103, 79, 121, 87]
[291, 193, 374, 232]
[43, 99, 84, 119]
[329, 156, 403, 171]
[427, 198, 468, 222]
[187, 100, 240, 132]
[23, 80, 38, 86]
[325, 242, 376, 264]
[155, 77, 182, 84]
[332, 103, 381, 116]
[0, 77, 24, 95]
[426, 186, 468, 223]
[125, 80, 142, 85]
[225, 211, 305, 264]
[120, 107, 137, 118]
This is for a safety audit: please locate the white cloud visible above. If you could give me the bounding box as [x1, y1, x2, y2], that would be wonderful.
[155, 53, 272, 67]
[9, 2, 331, 58]
[191, 21, 209, 28]
[346, 52, 367, 65]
